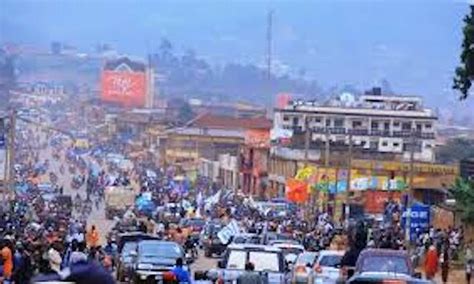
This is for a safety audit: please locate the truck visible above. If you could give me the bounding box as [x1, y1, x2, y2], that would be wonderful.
[105, 186, 136, 220]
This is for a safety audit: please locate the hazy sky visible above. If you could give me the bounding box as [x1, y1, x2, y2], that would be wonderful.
[1, 0, 473, 111]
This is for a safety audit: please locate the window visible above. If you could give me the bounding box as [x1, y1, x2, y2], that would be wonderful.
[292, 117, 299, 125]
[393, 121, 400, 127]
[425, 143, 432, 148]
[283, 115, 289, 121]
[352, 121, 362, 128]
[314, 117, 321, 123]
[360, 141, 366, 146]
[416, 124, 422, 131]
[382, 141, 388, 146]
[393, 142, 400, 147]
[425, 123, 432, 129]
[371, 122, 379, 129]
[402, 122, 411, 130]
[384, 122, 390, 130]
[325, 119, 331, 127]
[334, 118, 344, 127]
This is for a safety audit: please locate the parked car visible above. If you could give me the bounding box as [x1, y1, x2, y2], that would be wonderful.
[290, 251, 318, 284]
[204, 244, 287, 283]
[201, 221, 226, 257]
[131, 240, 189, 284]
[313, 250, 344, 284]
[346, 249, 424, 283]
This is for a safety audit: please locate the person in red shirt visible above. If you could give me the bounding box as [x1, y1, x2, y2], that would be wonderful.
[1, 239, 13, 284]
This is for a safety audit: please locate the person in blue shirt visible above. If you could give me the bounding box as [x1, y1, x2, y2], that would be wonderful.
[171, 257, 190, 283]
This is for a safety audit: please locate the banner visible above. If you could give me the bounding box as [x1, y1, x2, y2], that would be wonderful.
[217, 220, 241, 244]
[245, 129, 270, 148]
[101, 70, 147, 107]
[364, 190, 402, 214]
[285, 178, 309, 203]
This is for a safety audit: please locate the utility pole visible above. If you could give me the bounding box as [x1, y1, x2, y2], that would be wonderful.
[304, 116, 310, 167]
[345, 132, 353, 222]
[324, 129, 330, 213]
[405, 130, 416, 249]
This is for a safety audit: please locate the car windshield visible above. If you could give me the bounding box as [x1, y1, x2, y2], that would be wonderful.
[319, 255, 342, 267]
[139, 242, 182, 258]
[250, 251, 281, 272]
[360, 256, 409, 275]
[226, 250, 281, 272]
[122, 242, 137, 256]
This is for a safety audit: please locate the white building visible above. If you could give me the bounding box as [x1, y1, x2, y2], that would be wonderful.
[273, 88, 437, 162]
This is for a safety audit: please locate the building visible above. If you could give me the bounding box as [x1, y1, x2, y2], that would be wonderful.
[273, 87, 437, 163]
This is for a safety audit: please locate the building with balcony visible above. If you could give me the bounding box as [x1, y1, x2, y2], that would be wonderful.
[273, 88, 437, 162]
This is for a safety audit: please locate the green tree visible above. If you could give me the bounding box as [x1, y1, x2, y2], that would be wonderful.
[451, 178, 474, 223]
[453, 5, 474, 99]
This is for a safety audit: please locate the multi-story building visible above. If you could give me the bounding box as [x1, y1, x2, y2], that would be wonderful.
[274, 88, 437, 162]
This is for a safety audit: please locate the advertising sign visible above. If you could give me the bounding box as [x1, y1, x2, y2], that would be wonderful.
[364, 190, 402, 214]
[101, 70, 147, 107]
[401, 203, 430, 240]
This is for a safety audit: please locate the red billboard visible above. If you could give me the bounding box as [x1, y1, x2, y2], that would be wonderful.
[364, 190, 402, 214]
[101, 70, 147, 107]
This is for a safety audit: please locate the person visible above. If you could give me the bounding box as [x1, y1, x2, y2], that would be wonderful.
[466, 241, 473, 284]
[424, 245, 439, 280]
[48, 247, 62, 274]
[1, 239, 14, 284]
[86, 225, 100, 249]
[441, 238, 450, 284]
[171, 257, 190, 283]
[237, 262, 262, 284]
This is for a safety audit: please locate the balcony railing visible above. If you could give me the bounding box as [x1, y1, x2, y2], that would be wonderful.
[291, 126, 435, 140]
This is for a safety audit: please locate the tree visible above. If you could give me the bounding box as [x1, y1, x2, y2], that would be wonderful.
[453, 5, 474, 99]
[451, 178, 474, 224]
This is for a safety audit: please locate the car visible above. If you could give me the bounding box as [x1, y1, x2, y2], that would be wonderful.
[346, 248, 423, 283]
[116, 241, 138, 282]
[201, 221, 226, 257]
[346, 272, 431, 284]
[290, 251, 318, 284]
[313, 250, 344, 284]
[131, 240, 189, 284]
[205, 244, 287, 283]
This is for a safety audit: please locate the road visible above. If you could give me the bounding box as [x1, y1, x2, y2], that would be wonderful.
[37, 130, 218, 274]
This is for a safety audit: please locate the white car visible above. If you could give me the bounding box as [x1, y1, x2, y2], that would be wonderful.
[313, 250, 344, 284]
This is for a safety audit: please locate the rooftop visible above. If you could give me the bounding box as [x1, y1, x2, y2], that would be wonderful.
[191, 113, 272, 130]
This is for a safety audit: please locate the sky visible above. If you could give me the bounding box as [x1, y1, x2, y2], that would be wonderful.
[1, 0, 474, 115]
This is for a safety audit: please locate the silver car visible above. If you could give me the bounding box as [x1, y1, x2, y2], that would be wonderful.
[313, 250, 344, 284]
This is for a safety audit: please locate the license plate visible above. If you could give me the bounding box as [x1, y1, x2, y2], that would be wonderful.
[155, 275, 163, 280]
